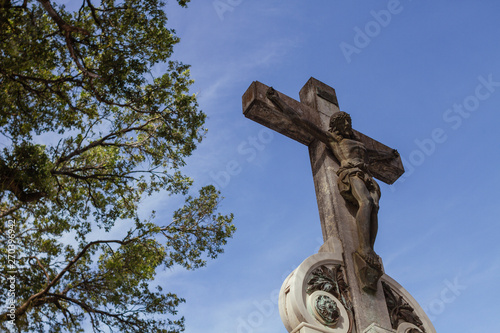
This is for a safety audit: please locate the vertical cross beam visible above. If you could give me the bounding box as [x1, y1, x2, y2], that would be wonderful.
[299, 78, 395, 331]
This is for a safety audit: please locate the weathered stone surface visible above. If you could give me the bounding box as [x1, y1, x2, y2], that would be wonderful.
[243, 77, 436, 333]
[291, 322, 338, 333]
[354, 131, 404, 185]
[298, 78, 394, 331]
[279, 249, 351, 333]
[353, 252, 383, 294]
[242, 79, 404, 184]
[363, 323, 396, 333]
[382, 281, 425, 332]
[381, 276, 437, 333]
[243, 80, 318, 146]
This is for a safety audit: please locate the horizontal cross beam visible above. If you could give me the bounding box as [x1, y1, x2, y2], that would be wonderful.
[242, 80, 404, 184]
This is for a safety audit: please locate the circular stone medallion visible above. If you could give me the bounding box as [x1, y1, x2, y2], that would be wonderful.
[307, 290, 349, 332]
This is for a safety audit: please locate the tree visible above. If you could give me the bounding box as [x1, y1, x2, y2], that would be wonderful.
[0, 1, 235, 332]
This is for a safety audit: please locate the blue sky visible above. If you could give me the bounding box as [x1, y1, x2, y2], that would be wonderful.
[52, 1, 500, 332]
[152, 1, 500, 333]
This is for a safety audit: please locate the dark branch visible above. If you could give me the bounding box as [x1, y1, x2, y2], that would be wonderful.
[36, 0, 90, 35]
[0, 239, 129, 320]
[54, 116, 161, 166]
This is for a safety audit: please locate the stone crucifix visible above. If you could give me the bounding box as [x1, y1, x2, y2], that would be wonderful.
[242, 78, 405, 328]
[266, 86, 399, 266]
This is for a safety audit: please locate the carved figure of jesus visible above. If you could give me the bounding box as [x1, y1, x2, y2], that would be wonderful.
[266, 87, 398, 263]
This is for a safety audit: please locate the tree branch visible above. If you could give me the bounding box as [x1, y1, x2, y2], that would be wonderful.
[36, 0, 90, 35]
[0, 202, 23, 218]
[44, 293, 144, 329]
[54, 116, 162, 166]
[36, 0, 100, 79]
[29, 256, 51, 286]
[0, 239, 129, 320]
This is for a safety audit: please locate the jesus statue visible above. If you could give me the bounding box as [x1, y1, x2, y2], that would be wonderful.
[266, 87, 399, 264]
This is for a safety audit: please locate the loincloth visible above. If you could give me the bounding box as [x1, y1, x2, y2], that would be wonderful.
[336, 164, 380, 206]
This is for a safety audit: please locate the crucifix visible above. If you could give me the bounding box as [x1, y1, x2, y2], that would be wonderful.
[266, 86, 400, 266]
[242, 78, 406, 332]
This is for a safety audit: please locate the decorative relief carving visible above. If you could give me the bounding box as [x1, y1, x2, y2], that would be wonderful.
[306, 265, 354, 332]
[314, 294, 340, 327]
[381, 282, 425, 332]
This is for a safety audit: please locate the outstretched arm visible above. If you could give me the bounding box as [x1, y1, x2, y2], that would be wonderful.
[266, 87, 332, 144]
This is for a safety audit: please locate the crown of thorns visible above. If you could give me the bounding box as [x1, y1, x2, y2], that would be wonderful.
[329, 112, 351, 128]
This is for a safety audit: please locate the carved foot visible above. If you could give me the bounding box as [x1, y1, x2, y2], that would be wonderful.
[353, 251, 383, 294]
[363, 250, 382, 270]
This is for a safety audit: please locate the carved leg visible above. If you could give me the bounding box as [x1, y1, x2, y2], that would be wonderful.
[349, 176, 375, 258]
[369, 191, 380, 251]
[350, 177, 383, 293]
[366, 209, 378, 252]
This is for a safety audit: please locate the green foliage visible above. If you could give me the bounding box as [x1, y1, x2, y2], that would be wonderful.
[0, 0, 235, 332]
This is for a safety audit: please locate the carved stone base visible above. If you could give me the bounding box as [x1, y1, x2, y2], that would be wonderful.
[292, 322, 341, 333]
[279, 239, 437, 333]
[279, 245, 353, 333]
[353, 252, 383, 293]
[363, 323, 395, 333]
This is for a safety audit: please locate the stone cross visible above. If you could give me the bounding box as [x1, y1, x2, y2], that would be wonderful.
[242, 78, 405, 331]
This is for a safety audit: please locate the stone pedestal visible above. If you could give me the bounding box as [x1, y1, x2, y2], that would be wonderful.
[292, 322, 343, 333]
[363, 323, 395, 333]
[279, 237, 436, 333]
